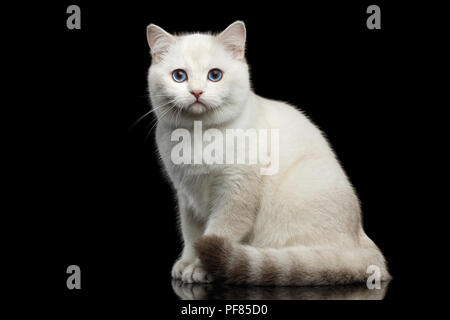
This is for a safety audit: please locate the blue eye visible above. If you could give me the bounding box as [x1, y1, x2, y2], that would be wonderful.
[172, 69, 187, 82]
[208, 69, 223, 82]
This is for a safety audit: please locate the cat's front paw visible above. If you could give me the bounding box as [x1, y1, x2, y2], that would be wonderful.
[181, 259, 213, 283]
[172, 257, 194, 279]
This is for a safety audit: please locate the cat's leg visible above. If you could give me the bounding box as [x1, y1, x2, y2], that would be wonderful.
[172, 194, 205, 280]
[182, 170, 260, 283]
[184, 173, 259, 283]
[203, 169, 260, 242]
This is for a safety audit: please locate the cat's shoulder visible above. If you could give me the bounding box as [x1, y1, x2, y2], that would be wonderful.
[254, 94, 308, 123]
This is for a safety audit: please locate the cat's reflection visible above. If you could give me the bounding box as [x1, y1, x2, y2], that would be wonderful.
[172, 279, 390, 300]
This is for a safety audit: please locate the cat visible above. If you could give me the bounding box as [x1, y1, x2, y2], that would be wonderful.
[146, 21, 390, 285]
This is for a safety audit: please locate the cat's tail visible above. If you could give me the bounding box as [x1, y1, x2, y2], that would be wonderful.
[195, 235, 391, 286]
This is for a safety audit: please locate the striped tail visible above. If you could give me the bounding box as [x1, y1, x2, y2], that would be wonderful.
[195, 235, 390, 286]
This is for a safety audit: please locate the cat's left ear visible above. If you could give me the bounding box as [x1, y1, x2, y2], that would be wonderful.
[146, 24, 176, 62]
[217, 21, 246, 60]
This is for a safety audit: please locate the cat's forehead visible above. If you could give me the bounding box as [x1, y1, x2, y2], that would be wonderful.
[167, 33, 228, 67]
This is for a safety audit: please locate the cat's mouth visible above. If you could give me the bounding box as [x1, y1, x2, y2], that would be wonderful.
[186, 101, 208, 115]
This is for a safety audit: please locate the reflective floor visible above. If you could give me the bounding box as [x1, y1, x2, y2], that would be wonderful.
[172, 279, 390, 300]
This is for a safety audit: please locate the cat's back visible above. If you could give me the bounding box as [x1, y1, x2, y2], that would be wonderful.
[254, 94, 333, 157]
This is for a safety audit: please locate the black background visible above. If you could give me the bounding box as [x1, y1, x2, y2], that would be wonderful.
[7, 0, 436, 316]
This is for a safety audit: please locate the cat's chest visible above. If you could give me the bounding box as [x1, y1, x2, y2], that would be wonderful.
[170, 164, 222, 219]
[156, 126, 222, 213]
[156, 124, 225, 179]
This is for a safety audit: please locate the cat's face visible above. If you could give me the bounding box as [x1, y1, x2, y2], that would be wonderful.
[147, 21, 250, 127]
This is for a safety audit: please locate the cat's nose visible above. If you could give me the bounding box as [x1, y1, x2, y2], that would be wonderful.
[190, 90, 204, 100]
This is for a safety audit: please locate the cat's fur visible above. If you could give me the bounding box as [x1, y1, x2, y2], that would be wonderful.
[146, 21, 390, 285]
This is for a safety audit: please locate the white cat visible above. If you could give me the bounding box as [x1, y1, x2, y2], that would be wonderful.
[146, 21, 390, 285]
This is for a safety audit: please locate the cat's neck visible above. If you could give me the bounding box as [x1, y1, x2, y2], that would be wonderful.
[223, 91, 256, 129]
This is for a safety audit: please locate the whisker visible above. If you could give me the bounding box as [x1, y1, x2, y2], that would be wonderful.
[130, 99, 176, 129]
[149, 94, 175, 98]
[169, 102, 178, 127]
[176, 106, 183, 128]
[145, 104, 178, 141]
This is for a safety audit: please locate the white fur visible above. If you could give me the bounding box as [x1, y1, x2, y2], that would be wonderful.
[146, 21, 389, 284]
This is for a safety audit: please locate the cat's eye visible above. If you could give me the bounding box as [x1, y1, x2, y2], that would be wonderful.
[207, 69, 223, 82]
[172, 69, 187, 82]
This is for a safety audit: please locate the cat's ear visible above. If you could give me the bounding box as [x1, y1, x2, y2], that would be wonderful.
[217, 21, 246, 59]
[146, 24, 176, 62]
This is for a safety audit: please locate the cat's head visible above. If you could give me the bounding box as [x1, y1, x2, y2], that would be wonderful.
[147, 21, 251, 127]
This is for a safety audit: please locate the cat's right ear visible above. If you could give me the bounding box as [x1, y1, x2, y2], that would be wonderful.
[146, 24, 176, 62]
[217, 21, 246, 60]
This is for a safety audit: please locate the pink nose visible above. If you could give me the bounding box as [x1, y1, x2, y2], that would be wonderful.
[190, 90, 204, 100]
